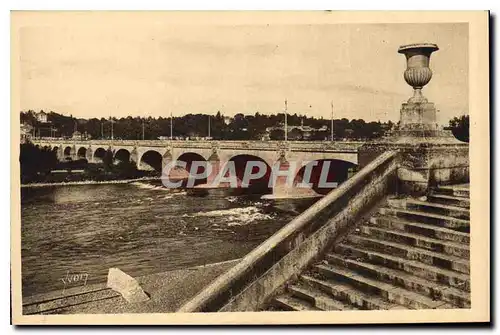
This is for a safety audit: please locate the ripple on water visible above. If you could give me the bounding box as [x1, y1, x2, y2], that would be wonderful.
[185, 206, 274, 226]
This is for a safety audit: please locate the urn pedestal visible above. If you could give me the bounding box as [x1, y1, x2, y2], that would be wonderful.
[359, 43, 469, 196]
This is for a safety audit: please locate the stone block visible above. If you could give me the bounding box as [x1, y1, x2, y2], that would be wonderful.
[106, 268, 150, 303]
[399, 102, 438, 131]
[358, 133, 469, 196]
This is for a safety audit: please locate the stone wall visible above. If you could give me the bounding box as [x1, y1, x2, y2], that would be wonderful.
[358, 136, 469, 195]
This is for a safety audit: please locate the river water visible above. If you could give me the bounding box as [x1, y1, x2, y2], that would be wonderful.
[20, 181, 299, 297]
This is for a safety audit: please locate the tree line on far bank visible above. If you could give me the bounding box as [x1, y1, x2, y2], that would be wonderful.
[22, 110, 396, 141]
[448, 115, 469, 143]
[21, 110, 470, 142]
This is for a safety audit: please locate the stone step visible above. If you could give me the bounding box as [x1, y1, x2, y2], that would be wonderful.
[370, 215, 470, 244]
[335, 243, 470, 292]
[288, 284, 357, 310]
[378, 207, 470, 231]
[314, 263, 452, 309]
[396, 199, 470, 220]
[358, 225, 469, 258]
[300, 274, 407, 310]
[432, 186, 470, 198]
[427, 194, 470, 209]
[272, 294, 321, 311]
[345, 234, 470, 274]
[326, 254, 470, 308]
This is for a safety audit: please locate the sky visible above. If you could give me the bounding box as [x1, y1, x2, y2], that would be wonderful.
[15, 12, 468, 124]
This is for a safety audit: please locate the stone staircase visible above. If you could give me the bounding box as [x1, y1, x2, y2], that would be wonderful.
[268, 184, 470, 311]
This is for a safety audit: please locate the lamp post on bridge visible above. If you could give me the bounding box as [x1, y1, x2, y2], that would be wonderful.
[331, 100, 334, 142]
[109, 117, 114, 141]
[208, 114, 211, 139]
[170, 111, 173, 140]
[284, 99, 288, 142]
[142, 118, 145, 140]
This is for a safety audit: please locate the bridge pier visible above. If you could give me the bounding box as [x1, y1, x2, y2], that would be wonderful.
[130, 148, 139, 170]
[55, 145, 65, 161]
[162, 152, 172, 172]
[190, 158, 232, 194]
[205, 158, 225, 186]
[262, 159, 321, 201]
[85, 147, 94, 163]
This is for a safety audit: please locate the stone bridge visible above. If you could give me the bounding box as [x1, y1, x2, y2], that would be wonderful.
[33, 139, 365, 196]
[33, 139, 363, 170]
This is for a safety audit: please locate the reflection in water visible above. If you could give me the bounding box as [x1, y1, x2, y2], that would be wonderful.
[21, 181, 298, 297]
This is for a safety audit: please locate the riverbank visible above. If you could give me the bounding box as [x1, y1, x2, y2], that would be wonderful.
[22, 259, 241, 315]
[20, 176, 162, 188]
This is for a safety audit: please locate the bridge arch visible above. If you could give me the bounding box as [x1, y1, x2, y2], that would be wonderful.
[228, 154, 272, 192]
[176, 152, 207, 169]
[294, 159, 358, 195]
[139, 150, 163, 172]
[63, 146, 74, 160]
[172, 152, 208, 185]
[77, 147, 87, 160]
[93, 147, 107, 163]
[114, 149, 131, 163]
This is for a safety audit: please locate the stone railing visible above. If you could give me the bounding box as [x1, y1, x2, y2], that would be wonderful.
[177, 150, 399, 312]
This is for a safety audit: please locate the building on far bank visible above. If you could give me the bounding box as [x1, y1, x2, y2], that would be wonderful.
[71, 131, 91, 140]
[20, 123, 33, 143]
[223, 116, 232, 125]
[264, 119, 328, 141]
[35, 111, 48, 123]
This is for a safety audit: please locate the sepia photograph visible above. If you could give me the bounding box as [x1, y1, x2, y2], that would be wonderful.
[10, 10, 489, 325]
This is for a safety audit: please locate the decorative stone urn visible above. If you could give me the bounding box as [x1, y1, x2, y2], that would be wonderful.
[395, 43, 441, 135]
[358, 42, 469, 196]
[398, 43, 439, 104]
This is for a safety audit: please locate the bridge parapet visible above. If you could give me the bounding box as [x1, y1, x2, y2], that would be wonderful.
[31, 139, 363, 168]
[32, 139, 365, 152]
